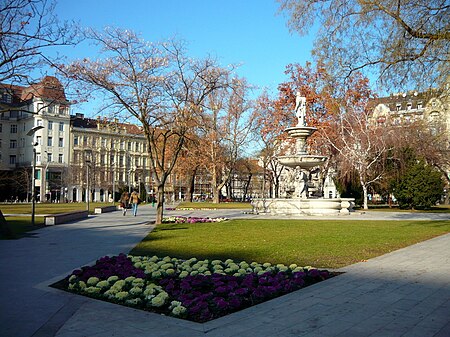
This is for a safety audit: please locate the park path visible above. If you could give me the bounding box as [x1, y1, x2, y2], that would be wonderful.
[0, 206, 449, 336]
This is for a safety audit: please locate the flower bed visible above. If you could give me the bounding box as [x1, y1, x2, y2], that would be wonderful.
[55, 254, 334, 323]
[161, 216, 228, 223]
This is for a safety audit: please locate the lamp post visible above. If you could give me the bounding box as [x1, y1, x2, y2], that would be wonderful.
[84, 150, 92, 211]
[85, 159, 91, 211]
[27, 125, 44, 226]
[112, 162, 115, 204]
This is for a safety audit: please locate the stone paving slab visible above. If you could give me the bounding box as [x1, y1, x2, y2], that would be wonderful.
[1, 206, 449, 336]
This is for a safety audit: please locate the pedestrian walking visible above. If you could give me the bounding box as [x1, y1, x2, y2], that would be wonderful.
[120, 191, 130, 216]
[130, 190, 141, 216]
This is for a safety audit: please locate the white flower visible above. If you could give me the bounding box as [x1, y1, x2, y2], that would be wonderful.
[124, 276, 136, 283]
[84, 286, 101, 294]
[151, 294, 167, 307]
[87, 277, 100, 286]
[96, 280, 110, 289]
[179, 271, 189, 278]
[132, 278, 145, 286]
[129, 286, 143, 296]
[107, 276, 119, 283]
[68, 275, 77, 283]
[169, 300, 182, 309]
[172, 305, 187, 316]
[115, 291, 129, 300]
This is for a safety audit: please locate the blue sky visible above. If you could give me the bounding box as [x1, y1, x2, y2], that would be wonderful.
[54, 0, 315, 115]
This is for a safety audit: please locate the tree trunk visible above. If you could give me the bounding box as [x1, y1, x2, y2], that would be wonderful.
[155, 184, 165, 224]
[243, 173, 252, 201]
[212, 186, 220, 203]
[362, 184, 368, 210]
[186, 170, 196, 203]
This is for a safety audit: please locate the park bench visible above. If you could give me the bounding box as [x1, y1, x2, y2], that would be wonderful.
[94, 205, 118, 214]
[44, 210, 89, 225]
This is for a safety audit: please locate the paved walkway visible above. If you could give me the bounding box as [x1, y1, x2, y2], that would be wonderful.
[0, 206, 449, 336]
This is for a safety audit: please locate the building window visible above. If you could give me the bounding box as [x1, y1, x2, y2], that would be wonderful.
[58, 154, 63, 163]
[83, 136, 87, 146]
[48, 137, 53, 146]
[135, 143, 139, 152]
[128, 142, 132, 151]
[396, 104, 401, 111]
[1, 91, 12, 103]
[101, 138, 106, 148]
[119, 156, 124, 166]
[111, 139, 115, 149]
[120, 141, 124, 150]
[59, 137, 63, 147]
[74, 136, 78, 146]
[59, 122, 64, 131]
[48, 121, 53, 130]
[10, 139, 17, 148]
[406, 103, 412, 110]
[59, 106, 66, 115]
[417, 102, 423, 109]
[10, 124, 17, 133]
[47, 153, 53, 162]
[36, 153, 41, 163]
[9, 155, 16, 165]
[36, 136, 42, 145]
[0, 123, 2, 132]
[37, 119, 43, 126]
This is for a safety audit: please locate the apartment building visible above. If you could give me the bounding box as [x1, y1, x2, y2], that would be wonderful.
[69, 114, 150, 202]
[0, 76, 71, 202]
[370, 89, 449, 131]
[0, 76, 153, 203]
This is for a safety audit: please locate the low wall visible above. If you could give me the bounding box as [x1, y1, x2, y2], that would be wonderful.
[44, 210, 89, 225]
[94, 205, 118, 214]
[251, 198, 355, 216]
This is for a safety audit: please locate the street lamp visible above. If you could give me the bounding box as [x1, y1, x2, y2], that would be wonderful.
[85, 159, 91, 211]
[84, 150, 92, 211]
[26, 125, 44, 226]
[112, 162, 115, 204]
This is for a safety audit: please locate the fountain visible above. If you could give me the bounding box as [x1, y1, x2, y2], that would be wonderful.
[252, 92, 354, 215]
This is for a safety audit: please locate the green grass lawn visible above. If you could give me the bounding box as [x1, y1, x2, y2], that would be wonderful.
[1, 216, 45, 239]
[0, 202, 114, 215]
[0, 202, 114, 239]
[177, 201, 252, 209]
[130, 219, 450, 269]
[366, 204, 450, 213]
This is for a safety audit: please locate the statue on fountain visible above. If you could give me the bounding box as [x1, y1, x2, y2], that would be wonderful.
[294, 91, 307, 127]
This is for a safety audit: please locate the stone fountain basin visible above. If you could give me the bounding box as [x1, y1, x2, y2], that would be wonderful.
[278, 155, 327, 169]
[285, 126, 318, 138]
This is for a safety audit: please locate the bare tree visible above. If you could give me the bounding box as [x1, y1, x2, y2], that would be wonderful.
[278, 0, 450, 90]
[62, 28, 230, 223]
[320, 74, 391, 209]
[200, 77, 254, 203]
[0, 0, 77, 84]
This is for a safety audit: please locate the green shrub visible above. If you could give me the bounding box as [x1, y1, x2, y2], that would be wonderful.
[391, 161, 444, 209]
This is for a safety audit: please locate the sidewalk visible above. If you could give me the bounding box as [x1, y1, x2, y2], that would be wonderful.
[0, 206, 449, 336]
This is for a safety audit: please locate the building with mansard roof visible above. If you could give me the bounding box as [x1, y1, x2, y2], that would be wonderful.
[0, 77, 153, 203]
[369, 88, 450, 202]
[69, 113, 151, 203]
[0, 76, 71, 202]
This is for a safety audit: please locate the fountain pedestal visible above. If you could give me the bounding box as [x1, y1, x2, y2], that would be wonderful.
[251, 92, 354, 215]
